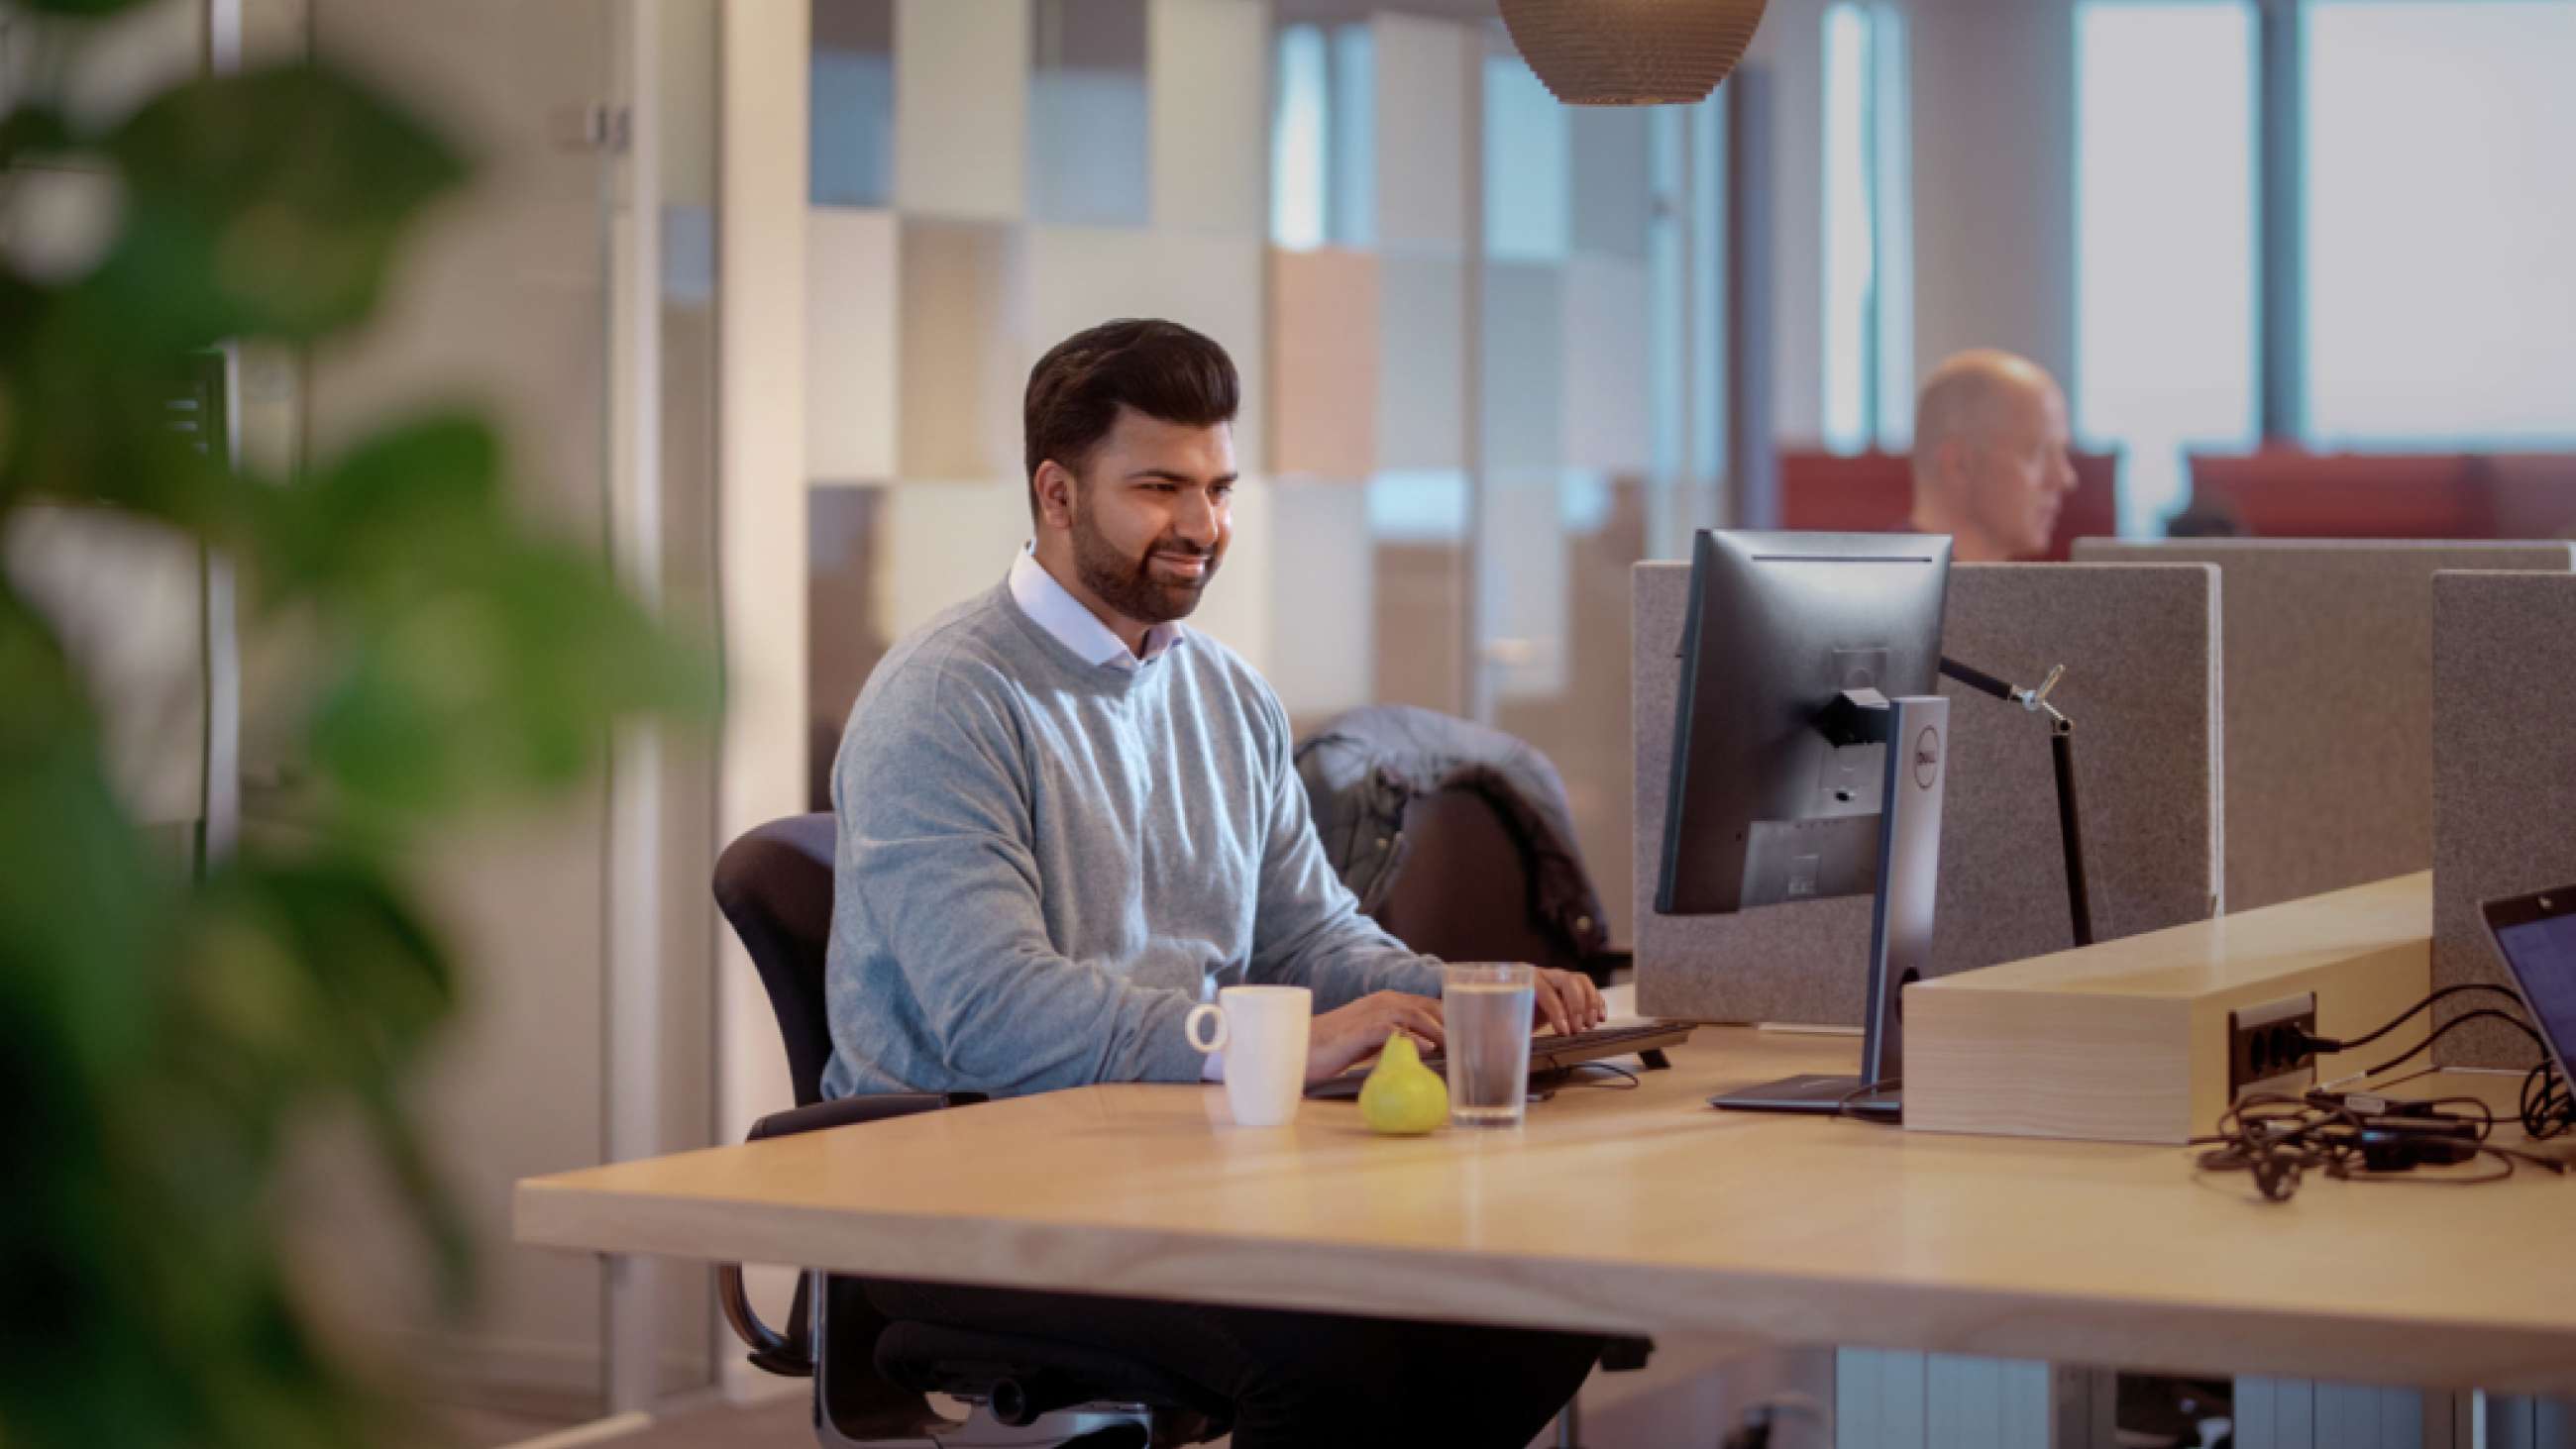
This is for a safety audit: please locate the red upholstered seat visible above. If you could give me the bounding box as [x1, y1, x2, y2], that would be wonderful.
[1777, 448, 2120, 560]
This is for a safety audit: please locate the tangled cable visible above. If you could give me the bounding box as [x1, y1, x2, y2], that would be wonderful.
[2192, 983, 2576, 1200]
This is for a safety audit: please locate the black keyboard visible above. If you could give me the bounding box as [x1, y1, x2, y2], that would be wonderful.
[1305, 1018, 1694, 1100]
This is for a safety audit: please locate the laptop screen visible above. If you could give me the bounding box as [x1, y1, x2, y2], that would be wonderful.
[2490, 895, 2576, 1075]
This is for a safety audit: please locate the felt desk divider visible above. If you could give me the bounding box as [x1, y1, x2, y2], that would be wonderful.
[2431, 569, 2576, 1068]
[1633, 560, 2224, 1026]
[2075, 539, 2576, 914]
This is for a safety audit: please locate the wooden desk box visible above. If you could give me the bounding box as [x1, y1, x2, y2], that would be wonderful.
[1904, 875, 2432, 1144]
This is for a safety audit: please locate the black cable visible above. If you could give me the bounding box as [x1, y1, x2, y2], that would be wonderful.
[2192, 986, 2574, 1201]
[2192, 1084, 2568, 1202]
[2524, 1058, 2573, 1139]
[2301, 983, 2532, 1054]
[2353, 1008, 2547, 1082]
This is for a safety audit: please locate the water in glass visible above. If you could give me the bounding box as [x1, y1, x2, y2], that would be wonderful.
[1445, 968, 1536, 1127]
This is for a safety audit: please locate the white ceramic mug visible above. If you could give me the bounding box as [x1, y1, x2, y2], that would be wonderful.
[1186, 984, 1313, 1127]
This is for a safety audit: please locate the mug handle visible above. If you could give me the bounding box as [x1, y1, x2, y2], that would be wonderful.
[1185, 1002, 1229, 1054]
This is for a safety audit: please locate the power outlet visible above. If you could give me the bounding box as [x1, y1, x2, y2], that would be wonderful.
[2227, 992, 2319, 1101]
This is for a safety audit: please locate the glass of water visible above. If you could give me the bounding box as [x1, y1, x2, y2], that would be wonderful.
[1443, 963, 1537, 1127]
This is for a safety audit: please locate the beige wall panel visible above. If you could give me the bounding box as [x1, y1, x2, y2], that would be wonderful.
[659, 0, 721, 210]
[1183, 470, 1273, 679]
[897, 220, 1027, 482]
[1148, 0, 1269, 236]
[718, 0, 809, 1391]
[895, 0, 1029, 220]
[1370, 12, 1469, 252]
[870, 473, 1276, 714]
[1376, 252, 1466, 471]
[877, 478, 1035, 644]
[1024, 225, 1267, 469]
[806, 207, 901, 480]
[1561, 255, 1652, 475]
[1636, 561, 2224, 1025]
[1269, 247, 1381, 479]
[2433, 571, 2576, 1068]
[2077, 540, 2576, 914]
[1262, 479, 1375, 721]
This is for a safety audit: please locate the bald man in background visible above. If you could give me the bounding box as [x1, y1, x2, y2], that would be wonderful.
[1907, 349, 2078, 562]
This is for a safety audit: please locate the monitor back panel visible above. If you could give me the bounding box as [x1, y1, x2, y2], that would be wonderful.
[2433, 570, 2576, 1068]
[2077, 539, 2576, 914]
[1633, 561, 2224, 1026]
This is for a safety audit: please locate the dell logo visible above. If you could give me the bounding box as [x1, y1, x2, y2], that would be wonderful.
[1912, 726, 1941, 789]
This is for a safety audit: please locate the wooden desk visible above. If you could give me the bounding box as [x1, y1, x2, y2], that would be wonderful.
[517, 1027, 2576, 1394]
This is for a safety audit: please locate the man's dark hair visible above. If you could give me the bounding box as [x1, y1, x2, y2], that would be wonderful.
[1022, 318, 1238, 523]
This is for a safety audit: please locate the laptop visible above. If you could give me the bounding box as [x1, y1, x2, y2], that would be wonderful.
[2480, 882, 2576, 1083]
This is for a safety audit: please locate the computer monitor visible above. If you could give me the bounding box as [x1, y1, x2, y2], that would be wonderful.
[1655, 529, 1953, 1119]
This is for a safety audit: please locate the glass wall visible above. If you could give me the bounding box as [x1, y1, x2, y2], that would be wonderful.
[800, 8, 1720, 948]
[2075, 0, 2260, 534]
[1821, 0, 1912, 454]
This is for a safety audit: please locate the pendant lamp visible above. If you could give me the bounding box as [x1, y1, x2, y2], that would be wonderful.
[1498, 0, 1771, 106]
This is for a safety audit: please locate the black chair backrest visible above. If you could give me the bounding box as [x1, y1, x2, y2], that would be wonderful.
[713, 812, 839, 1107]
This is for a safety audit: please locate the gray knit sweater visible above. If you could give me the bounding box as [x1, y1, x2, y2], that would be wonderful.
[819, 580, 1443, 1099]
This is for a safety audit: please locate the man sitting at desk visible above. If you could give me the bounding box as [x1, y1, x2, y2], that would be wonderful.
[1906, 348, 2080, 562]
[820, 317, 1606, 1446]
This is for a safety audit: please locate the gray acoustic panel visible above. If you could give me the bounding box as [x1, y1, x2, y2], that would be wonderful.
[2078, 540, 2576, 913]
[1634, 562, 2223, 1026]
[2432, 571, 2576, 1067]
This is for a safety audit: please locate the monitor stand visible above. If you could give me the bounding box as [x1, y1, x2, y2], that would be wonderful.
[1711, 693, 1948, 1123]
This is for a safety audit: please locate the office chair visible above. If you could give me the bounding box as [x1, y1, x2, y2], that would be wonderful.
[712, 813, 1231, 1449]
[1295, 710, 1654, 1449]
[1297, 705, 1632, 987]
[1370, 785, 1633, 985]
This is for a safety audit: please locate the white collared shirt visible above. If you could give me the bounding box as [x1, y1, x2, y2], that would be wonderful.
[1007, 546, 1225, 1081]
[1008, 545, 1186, 670]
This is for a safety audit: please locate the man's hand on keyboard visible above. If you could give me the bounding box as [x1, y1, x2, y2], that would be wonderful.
[1305, 991, 1446, 1084]
[1533, 967, 1607, 1036]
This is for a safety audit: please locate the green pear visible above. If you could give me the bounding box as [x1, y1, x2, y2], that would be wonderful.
[1359, 1032, 1449, 1135]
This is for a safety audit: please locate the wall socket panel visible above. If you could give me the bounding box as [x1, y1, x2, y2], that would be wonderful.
[2228, 992, 2320, 1100]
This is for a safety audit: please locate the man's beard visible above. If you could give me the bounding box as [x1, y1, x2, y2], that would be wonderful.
[1070, 496, 1221, 626]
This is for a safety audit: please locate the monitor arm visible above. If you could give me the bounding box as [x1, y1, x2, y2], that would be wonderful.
[1938, 656, 2094, 947]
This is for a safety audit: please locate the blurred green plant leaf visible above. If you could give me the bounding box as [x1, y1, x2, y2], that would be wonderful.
[0, 106, 77, 164]
[1, 29, 714, 1449]
[87, 65, 468, 348]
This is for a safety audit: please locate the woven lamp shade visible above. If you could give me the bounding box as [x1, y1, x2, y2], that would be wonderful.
[1499, 0, 1771, 106]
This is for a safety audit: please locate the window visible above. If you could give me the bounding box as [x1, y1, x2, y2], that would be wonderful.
[2304, 0, 2576, 445]
[1269, 25, 1329, 251]
[2076, 1, 2259, 534]
[1821, 1, 1912, 454]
